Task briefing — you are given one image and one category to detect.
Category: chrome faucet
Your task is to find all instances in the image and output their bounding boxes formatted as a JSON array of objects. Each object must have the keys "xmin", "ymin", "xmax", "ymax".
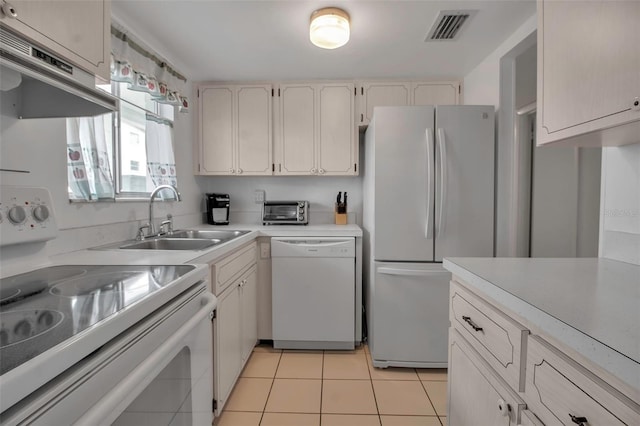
[{"xmin": 148, "ymin": 185, "xmax": 181, "ymax": 236}]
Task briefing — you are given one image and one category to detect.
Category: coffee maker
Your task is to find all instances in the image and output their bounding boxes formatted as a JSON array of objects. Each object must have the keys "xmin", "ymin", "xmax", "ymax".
[{"xmin": 206, "ymin": 193, "xmax": 230, "ymax": 225}]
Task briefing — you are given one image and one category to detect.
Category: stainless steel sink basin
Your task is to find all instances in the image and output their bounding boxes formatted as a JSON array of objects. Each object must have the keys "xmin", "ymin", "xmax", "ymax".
[
  {"xmin": 119, "ymin": 238, "xmax": 221, "ymax": 251},
  {"xmin": 166, "ymin": 230, "xmax": 250, "ymax": 241}
]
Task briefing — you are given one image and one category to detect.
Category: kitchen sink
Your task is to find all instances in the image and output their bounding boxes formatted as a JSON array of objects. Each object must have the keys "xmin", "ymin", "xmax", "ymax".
[
  {"xmin": 91, "ymin": 229, "xmax": 250, "ymax": 251},
  {"xmin": 119, "ymin": 238, "xmax": 221, "ymax": 251},
  {"xmin": 166, "ymin": 230, "xmax": 250, "ymax": 241}
]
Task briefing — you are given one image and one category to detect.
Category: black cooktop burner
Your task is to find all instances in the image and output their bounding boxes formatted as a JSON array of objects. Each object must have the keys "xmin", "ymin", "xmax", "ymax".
[{"xmin": 0, "ymin": 264, "xmax": 195, "ymax": 376}]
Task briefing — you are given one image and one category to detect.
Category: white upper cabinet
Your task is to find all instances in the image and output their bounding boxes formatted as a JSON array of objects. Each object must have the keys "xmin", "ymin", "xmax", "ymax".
[
  {"xmin": 198, "ymin": 84, "xmax": 273, "ymax": 175},
  {"xmin": 276, "ymin": 82, "xmax": 357, "ymax": 176},
  {"xmin": 318, "ymin": 83, "xmax": 357, "ymax": 175},
  {"xmin": 359, "ymin": 82, "xmax": 411, "ymax": 125},
  {"xmin": 537, "ymin": 0, "xmax": 640, "ymax": 146},
  {"xmin": 0, "ymin": 0, "xmax": 111, "ymax": 80},
  {"xmin": 277, "ymin": 83, "xmax": 316, "ymax": 175},
  {"xmin": 358, "ymin": 81, "xmax": 461, "ymax": 125},
  {"xmin": 412, "ymin": 82, "xmax": 460, "ymax": 106}
]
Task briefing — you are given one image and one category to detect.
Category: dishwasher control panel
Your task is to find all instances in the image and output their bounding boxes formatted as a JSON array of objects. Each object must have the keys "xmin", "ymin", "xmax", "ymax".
[{"xmin": 270, "ymin": 237, "xmax": 355, "ymax": 258}]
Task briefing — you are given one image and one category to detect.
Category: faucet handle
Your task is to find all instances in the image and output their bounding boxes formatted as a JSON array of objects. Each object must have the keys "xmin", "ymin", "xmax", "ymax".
[
  {"xmin": 136, "ymin": 224, "xmax": 151, "ymax": 241},
  {"xmin": 160, "ymin": 214, "xmax": 174, "ymax": 234}
]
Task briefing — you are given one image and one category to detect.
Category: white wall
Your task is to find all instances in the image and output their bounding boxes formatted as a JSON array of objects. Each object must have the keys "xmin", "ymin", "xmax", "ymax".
[
  {"xmin": 464, "ymin": 15, "xmax": 537, "ymax": 107},
  {"xmin": 463, "ymin": 14, "xmax": 537, "ymax": 256},
  {"xmin": 201, "ymin": 175, "xmax": 363, "ymax": 225},
  {"xmin": 0, "ymin": 82, "xmax": 204, "ymax": 257},
  {"xmin": 599, "ymin": 143, "xmax": 640, "ymax": 265}
]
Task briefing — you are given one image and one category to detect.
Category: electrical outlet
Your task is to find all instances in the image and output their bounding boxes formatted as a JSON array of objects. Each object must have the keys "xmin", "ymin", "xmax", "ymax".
[
  {"xmin": 260, "ymin": 243, "xmax": 270, "ymax": 259},
  {"xmin": 254, "ymin": 190, "xmax": 265, "ymax": 204}
]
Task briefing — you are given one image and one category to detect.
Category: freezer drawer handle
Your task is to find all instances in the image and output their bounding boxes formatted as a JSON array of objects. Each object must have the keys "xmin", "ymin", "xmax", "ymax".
[
  {"xmin": 462, "ymin": 315, "xmax": 483, "ymax": 332},
  {"xmin": 569, "ymin": 414, "xmax": 588, "ymax": 426},
  {"xmin": 377, "ymin": 267, "xmax": 449, "ymax": 277}
]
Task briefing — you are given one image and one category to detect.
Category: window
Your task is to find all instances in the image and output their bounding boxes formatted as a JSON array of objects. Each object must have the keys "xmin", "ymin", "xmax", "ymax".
[{"xmin": 67, "ymin": 83, "xmax": 177, "ymax": 201}]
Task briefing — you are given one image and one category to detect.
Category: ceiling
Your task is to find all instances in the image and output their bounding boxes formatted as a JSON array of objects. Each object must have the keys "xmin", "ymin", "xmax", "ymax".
[{"xmin": 112, "ymin": 0, "xmax": 536, "ymax": 83}]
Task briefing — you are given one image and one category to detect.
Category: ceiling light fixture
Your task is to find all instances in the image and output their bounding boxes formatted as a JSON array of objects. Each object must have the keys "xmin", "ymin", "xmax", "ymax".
[{"xmin": 309, "ymin": 7, "xmax": 350, "ymax": 49}]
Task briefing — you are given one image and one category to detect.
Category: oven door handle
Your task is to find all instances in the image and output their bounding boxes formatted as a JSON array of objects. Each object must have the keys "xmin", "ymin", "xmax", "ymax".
[{"xmin": 74, "ymin": 292, "xmax": 217, "ymax": 426}]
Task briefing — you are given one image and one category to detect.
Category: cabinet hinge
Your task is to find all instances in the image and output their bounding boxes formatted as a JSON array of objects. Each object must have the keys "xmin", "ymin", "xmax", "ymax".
[
  {"xmin": 354, "ymin": 87, "xmax": 356, "ymax": 96},
  {"xmin": 458, "ymin": 85, "xmax": 461, "ymax": 94},
  {"xmin": 354, "ymin": 163, "xmax": 357, "ymax": 172},
  {"xmin": 361, "ymin": 87, "xmax": 364, "ymax": 96},
  {"xmin": 211, "ymin": 310, "xmax": 216, "ymax": 321},
  {"xmin": 360, "ymin": 113, "xmax": 364, "ymax": 123},
  {"xmin": 272, "ymin": 88, "xmax": 274, "ymax": 96},
  {"xmin": 272, "ymin": 163, "xmax": 275, "ymax": 172},
  {"xmin": 278, "ymin": 88, "xmax": 281, "ymax": 97},
  {"xmin": 212, "ymin": 399, "xmax": 217, "ymax": 412}
]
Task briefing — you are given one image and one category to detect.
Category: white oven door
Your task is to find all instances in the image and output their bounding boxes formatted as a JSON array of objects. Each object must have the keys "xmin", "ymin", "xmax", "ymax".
[{"xmin": 2, "ymin": 285, "xmax": 215, "ymax": 426}]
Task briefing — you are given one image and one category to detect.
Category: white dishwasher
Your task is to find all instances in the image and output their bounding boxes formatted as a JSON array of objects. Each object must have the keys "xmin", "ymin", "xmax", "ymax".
[{"xmin": 271, "ymin": 237, "xmax": 355, "ymax": 350}]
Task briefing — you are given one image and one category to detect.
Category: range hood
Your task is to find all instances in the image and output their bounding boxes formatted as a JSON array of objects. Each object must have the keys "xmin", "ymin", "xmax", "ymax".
[{"xmin": 0, "ymin": 28, "xmax": 118, "ymax": 118}]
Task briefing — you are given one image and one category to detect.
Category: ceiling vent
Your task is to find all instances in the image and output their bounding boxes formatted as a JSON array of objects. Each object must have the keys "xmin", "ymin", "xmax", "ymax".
[{"xmin": 425, "ymin": 10, "xmax": 476, "ymax": 42}]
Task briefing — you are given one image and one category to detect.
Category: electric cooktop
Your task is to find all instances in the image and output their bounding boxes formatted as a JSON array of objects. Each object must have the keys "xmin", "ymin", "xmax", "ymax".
[{"xmin": 0, "ymin": 264, "xmax": 195, "ymax": 375}]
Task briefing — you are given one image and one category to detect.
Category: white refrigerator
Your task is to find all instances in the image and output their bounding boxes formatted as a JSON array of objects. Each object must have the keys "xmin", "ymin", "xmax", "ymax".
[{"xmin": 363, "ymin": 105, "xmax": 495, "ymax": 368}]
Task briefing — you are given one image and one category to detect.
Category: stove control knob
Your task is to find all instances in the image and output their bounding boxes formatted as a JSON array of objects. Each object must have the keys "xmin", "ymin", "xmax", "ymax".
[
  {"xmin": 8, "ymin": 206, "xmax": 26, "ymax": 224},
  {"xmin": 32, "ymin": 205, "xmax": 50, "ymax": 222}
]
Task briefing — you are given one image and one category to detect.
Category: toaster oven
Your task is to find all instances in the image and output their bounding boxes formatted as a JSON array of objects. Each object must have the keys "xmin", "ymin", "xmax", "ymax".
[{"xmin": 262, "ymin": 201, "xmax": 309, "ymax": 225}]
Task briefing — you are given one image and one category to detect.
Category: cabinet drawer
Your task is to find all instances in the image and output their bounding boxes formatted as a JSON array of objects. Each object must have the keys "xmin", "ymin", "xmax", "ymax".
[
  {"xmin": 450, "ymin": 280, "xmax": 528, "ymax": 391},
  {"xmin": 214, "ymin": 242, "xmax": 257, "ymax": 295},
  {"xmin": 524, "ymin": 336, "xmax": 640, "ymax": 426}
]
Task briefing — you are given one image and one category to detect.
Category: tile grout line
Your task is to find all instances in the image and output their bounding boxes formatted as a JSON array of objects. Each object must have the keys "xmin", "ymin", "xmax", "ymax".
[
  {"xmin": 319, "ymin": 350, "xmax": 325, "ymax": 425},
  {"xmin": 418, "ymin": 376, "xmax": 444, "ymax": 426},
  {"xmin": 364, "ymin": 350, "xmax": 383, "ymax": 426},
  {"xmin": 258, "ymin": 349, "xmax": 283, "ymax": 425}
]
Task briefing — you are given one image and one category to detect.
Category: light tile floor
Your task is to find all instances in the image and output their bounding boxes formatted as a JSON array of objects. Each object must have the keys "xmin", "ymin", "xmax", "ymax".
[{"xmin": 216, "ymin": 344, "xmax": 448, "ymax": 426}]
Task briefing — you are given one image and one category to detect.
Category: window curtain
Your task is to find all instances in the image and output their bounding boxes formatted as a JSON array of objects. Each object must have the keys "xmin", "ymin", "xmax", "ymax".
[
  {"xmin": 145, "ymin": 116, "xmax": 177, "ymax": 191},
  {"xmin": 110, "ymin": 21, "xmax": 189, "ymax": 112},
  {"xmin": 67, "ymin": 116, "xmax": 115, "ymax": 200}
]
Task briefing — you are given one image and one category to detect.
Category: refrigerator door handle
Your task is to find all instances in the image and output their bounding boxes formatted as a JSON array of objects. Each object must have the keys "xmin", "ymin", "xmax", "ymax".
[
  {"xmin": 425, "ymin": 128, "xmax": 434, "ymax": 239},
  {"xmin": 377, "ymin": 267, "xmax": 449, "ymax": 277},
  {"xmin": 436, "ymin": 128, "xmax": 448, "ymax": 238}
]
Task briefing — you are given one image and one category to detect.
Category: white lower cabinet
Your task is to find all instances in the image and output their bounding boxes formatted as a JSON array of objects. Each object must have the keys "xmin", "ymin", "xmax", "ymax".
[
  {"xmin": 448, "ymin": 277, "xmax": 640, "ymax": 426},
  {"xmin": 449, "ymin": 329, "xmax": 525, "ymax": 426},
  {"xmin": 211, "ymin": 242, "xmax": 258, "ymax": 415},
  {"xmin": 214, "ymin": 278, "xmax": 242, "ymax": 413},
  {"xmin": 240, "ymin": 266, "xmax": 258, "ymax": 362}
]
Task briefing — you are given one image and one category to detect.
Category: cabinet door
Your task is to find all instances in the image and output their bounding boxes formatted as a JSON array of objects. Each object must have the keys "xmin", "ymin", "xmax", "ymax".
[
  {"xmin": 214, "ymin": 283, "xmax": 242, "ymax": 412},
  {"xmin": 236, "ymin": 85, "xmax": 273, "ymax": 175},
  {"xmin": 1, "ymin": 0, "xmax": 110, "ymax": 80},
  {"xmin": 449, "ymin": 330, "xmax": 524, "ymax": 426},
  {"xmin": 538, "ymin": 1, "xmax": 640, "ymax": 145},
  {"xmin": 240, "ymin": 266, "xmax": 258, "ymax": 362},
  {"xmin": 413, "ymin": 82, "xmax": 460, "ymax": 106},
  {"xmin": 199, "ymin": 86, "xmax": 234, "ymax": 175},
  {"xmin": 277, "ymin": 84, "xmax": 316, "ymax": 175},
  {"xmin": 318, "ymin": 83, "xmax": 357, "ymax": 175},
  {"xmin": 359, "ymin": 82, "xmax": 411, "ymax": 125}
]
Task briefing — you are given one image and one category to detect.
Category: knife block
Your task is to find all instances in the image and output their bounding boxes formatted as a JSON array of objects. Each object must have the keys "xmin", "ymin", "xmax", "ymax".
[{"xmin": 334, "ymin": 203, "xmax": 347, "ymax": 225}]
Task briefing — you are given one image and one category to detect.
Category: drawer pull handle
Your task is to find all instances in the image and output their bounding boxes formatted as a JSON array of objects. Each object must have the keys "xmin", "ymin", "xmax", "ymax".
[
  {"xmin": 569, "ymin": 414, "xmax": 588, "ymax": 425},
  {"xmin": 462, "ymin": 315, "xmax": 483, "ymax": 332}
]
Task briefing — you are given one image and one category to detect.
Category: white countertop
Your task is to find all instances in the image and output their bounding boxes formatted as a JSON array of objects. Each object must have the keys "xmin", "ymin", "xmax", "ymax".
[
  {"xmin": 443, "ymin": 257, "xmax": 640, "ymax": 393},
  {"xmin": 49, "ymin": 224, "xmax": 362, "ymax": 267}
]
